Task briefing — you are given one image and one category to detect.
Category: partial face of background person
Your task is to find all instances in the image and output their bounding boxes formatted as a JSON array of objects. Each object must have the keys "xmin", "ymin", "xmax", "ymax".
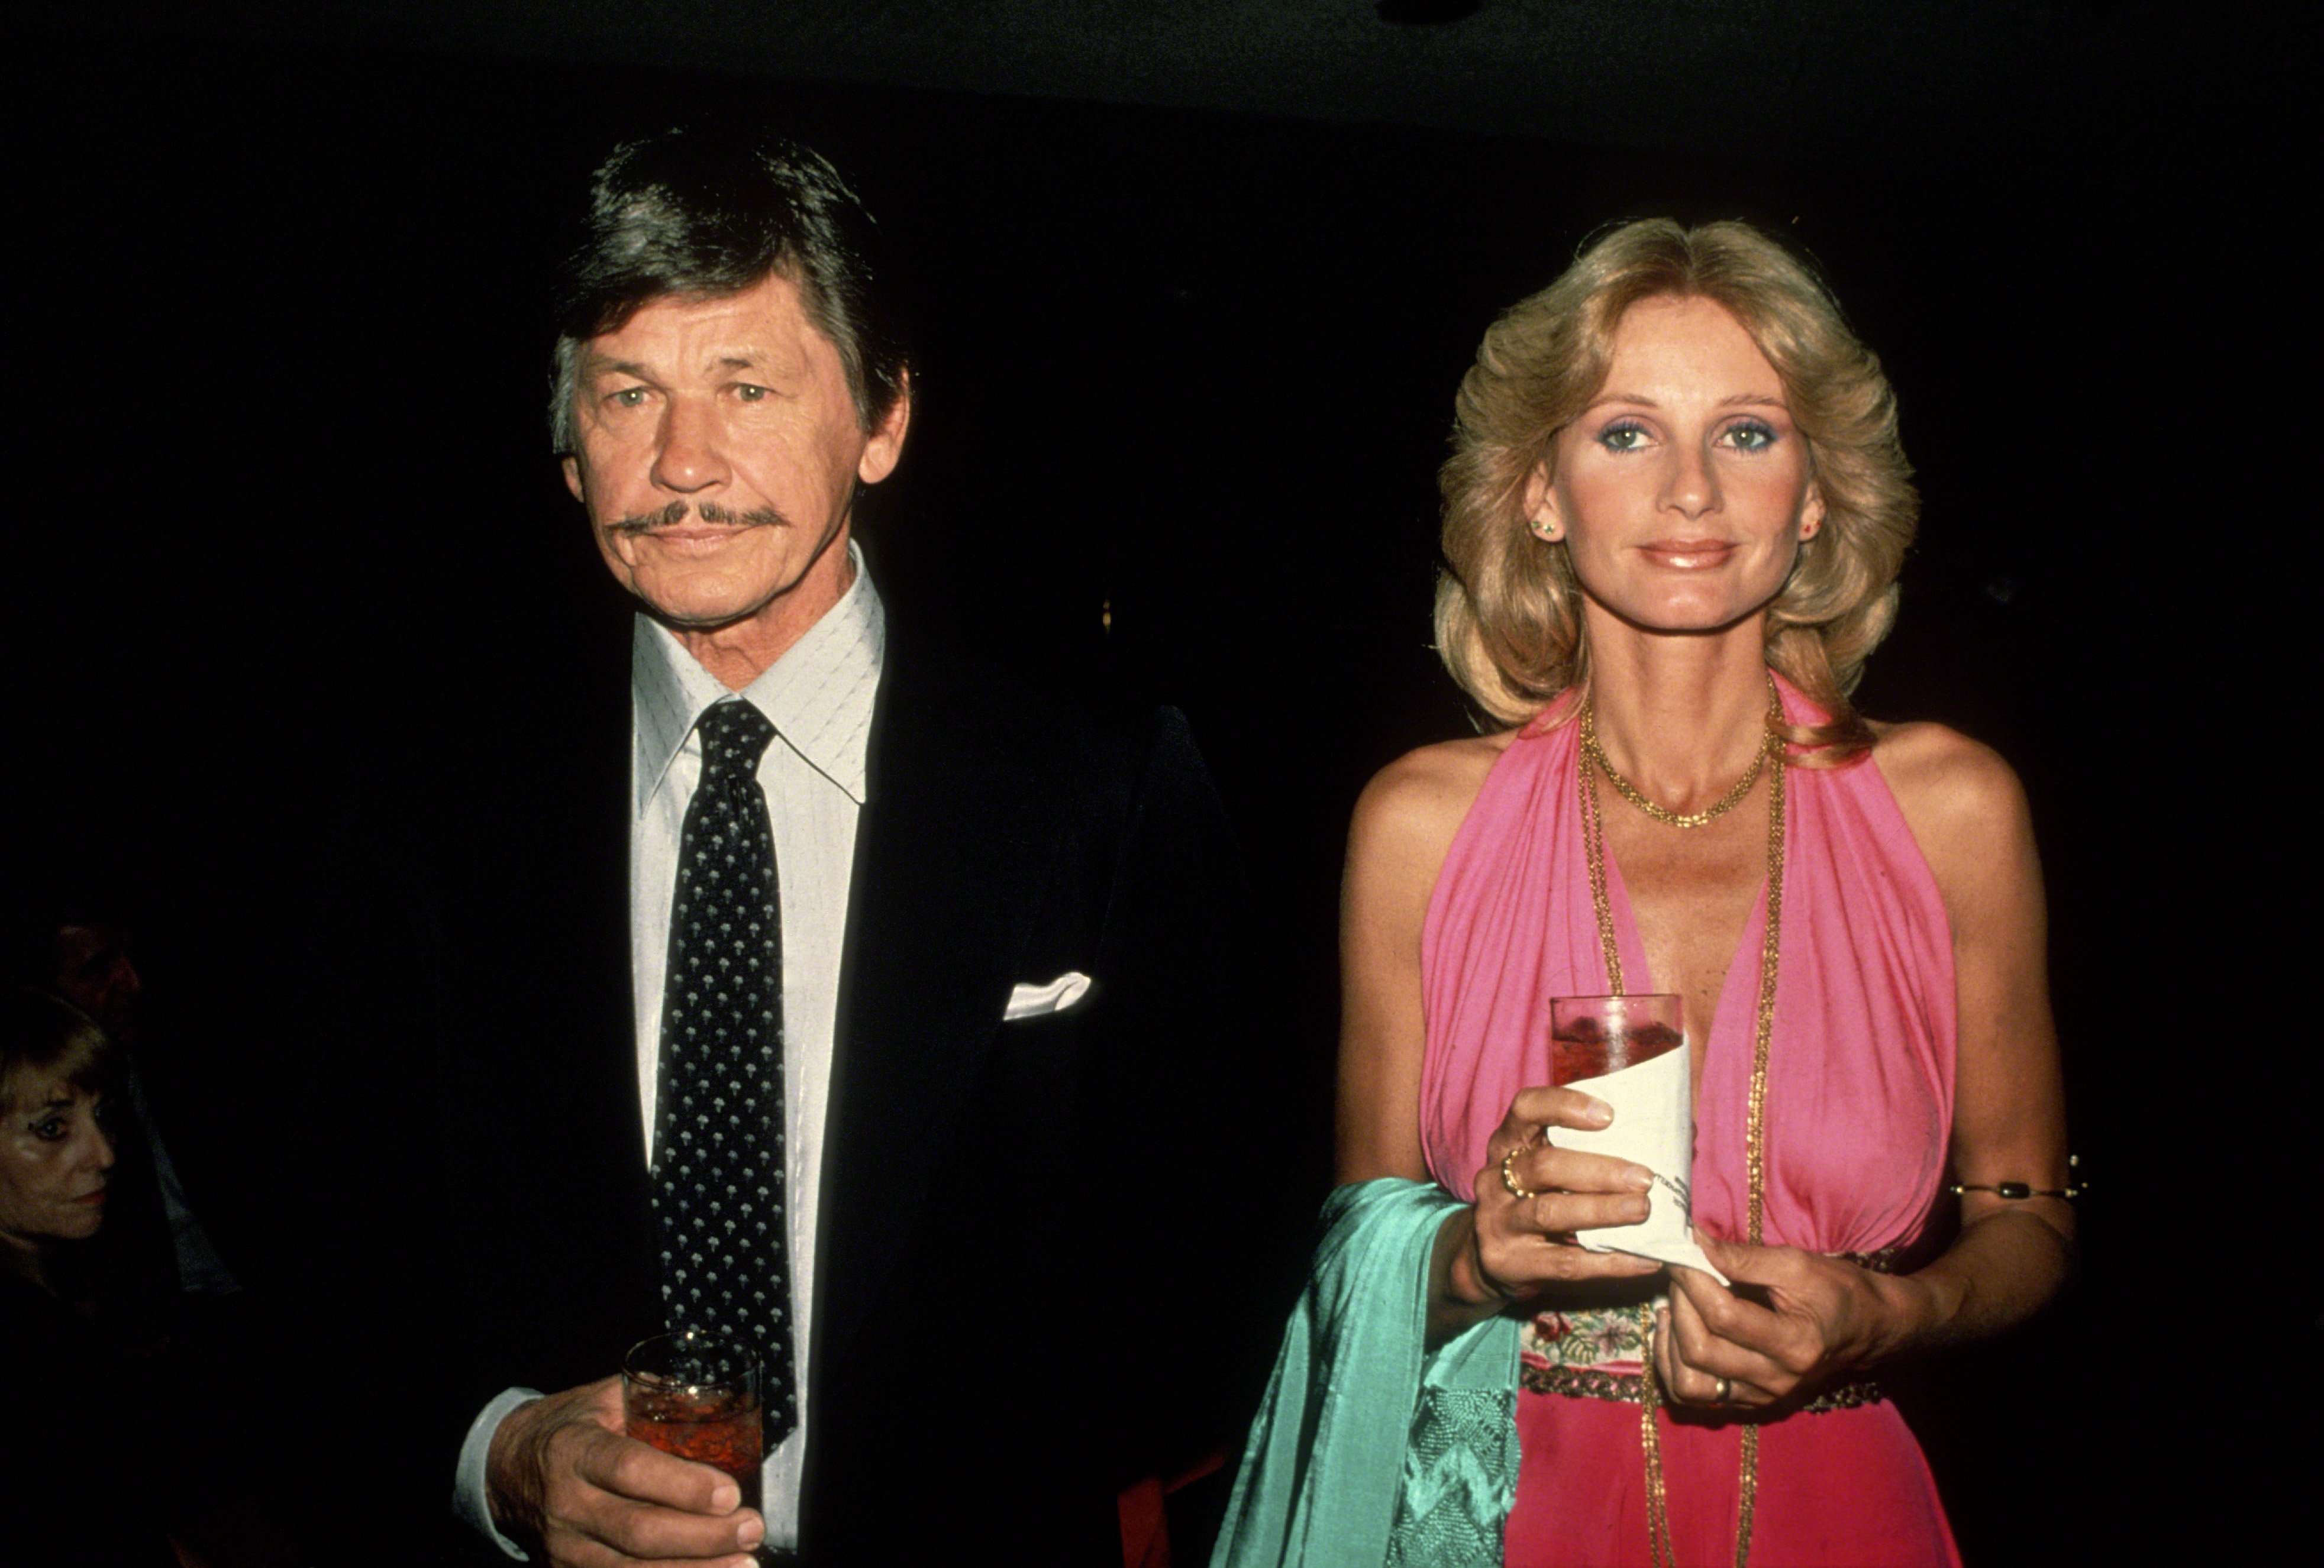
[
  {"xmin": 52, "ymin": 923, "xmax": 143, "ymax": 1047},
  {"xmin": 0, "ymin": 1066, "xmax": 116, "ymax": 1254},
  {"xmin": 563, "ymin": 269, "xmax": 911, "ymax": 647}
]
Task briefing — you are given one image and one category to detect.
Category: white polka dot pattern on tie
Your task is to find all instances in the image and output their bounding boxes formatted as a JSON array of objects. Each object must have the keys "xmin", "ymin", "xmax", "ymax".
[{"xmin": 649, "ymin": 699, "xmax": 798, "ymax": 1441}]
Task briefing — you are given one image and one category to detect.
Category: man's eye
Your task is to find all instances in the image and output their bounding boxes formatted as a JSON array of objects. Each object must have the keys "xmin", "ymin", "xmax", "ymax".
[
  {"xmin": 735, "ymin": 384, "xmax": 768, "ymax": 402},
  {"xmin": 608, "ymin": 387, "xmax": 649, "ymax": 408},
  {"xmin": 32, "ymin": 1118, "xmax": 67, "ymax": 1142}
]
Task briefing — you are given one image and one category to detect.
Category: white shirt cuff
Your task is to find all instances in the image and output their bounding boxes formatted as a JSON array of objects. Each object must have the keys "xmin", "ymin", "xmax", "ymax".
[{"xmin": 453, "ymin": 1387, "xmax": 546, "ymax": 1559}]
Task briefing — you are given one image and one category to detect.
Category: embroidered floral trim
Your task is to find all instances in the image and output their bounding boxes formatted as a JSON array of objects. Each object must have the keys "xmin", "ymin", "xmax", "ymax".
[
  {"xmin": 1520, "ymin": 1362, "xmax": 1884, "ymax": 1414},
  {"xmin": 1516, "ymin": 1257, "xmax": 1901, "ymax": 1379},
  {"xmin": 1521, "ymin": 1306, "xmax": 1645, "ymax": 1371}
]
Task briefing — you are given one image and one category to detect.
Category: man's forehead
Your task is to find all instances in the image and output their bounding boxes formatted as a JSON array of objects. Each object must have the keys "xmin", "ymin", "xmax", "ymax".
[{"xmin": 588, "ymin": 270, "xmax": 818, "ymax": 345}]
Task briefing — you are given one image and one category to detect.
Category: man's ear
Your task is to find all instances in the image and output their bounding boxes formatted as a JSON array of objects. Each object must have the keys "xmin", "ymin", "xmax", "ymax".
[
  {"xmin": 561, "ymin": 454, "xmax": 586, "ymax": 504},
  {"xmin": 857, "ymin": 369, "xmax": 913, "ymax": 486}
]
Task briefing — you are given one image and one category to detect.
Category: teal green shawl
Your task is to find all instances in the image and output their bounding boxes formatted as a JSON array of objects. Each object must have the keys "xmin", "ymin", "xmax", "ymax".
[{"xmin": 1211, "ymin": 1179, "xmax": 1521, "ymax": 1567}]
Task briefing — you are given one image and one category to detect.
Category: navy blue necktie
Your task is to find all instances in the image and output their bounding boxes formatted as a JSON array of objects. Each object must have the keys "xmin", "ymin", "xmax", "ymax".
[{"xmin": 650, "ymin": 699, "xmax": 797, "ymax": 1441}]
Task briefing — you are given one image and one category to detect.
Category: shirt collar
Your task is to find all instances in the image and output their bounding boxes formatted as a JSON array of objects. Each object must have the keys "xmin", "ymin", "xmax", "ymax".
[{"xmin": 631, "ymin": 539, "xmax": 886, "ymax": 813}]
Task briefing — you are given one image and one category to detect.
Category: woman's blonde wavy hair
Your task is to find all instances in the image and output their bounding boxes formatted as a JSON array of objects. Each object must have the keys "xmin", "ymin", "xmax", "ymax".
[{"xmin": 1434, "ymin": 219, "xmax": 1916, "ymax": 759}]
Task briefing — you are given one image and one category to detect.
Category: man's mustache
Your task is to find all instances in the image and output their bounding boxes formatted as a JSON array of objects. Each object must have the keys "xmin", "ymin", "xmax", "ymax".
[{"xmin": 608, "ymin": 500, "xmax": 789, "ymax": 535}]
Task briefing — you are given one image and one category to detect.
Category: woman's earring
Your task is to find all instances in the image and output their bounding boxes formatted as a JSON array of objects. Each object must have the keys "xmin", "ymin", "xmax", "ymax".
[{"xmin": 1530, "ymin": 518, "xmax": 1562, "ymax": 543}]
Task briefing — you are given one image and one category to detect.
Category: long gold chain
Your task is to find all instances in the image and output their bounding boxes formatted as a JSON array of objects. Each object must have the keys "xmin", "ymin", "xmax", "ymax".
[
  {"xmin": 1581, "ymin": 699, "xmax": 1777, "ymax": 828},
  {"xmin": 1576, "ymin": 685, "xmax": 1785, "ymax": 1568},
  {"xmin": 1579, "ymin": 729, "xmax": 1626, "ymax": 995},
  {"xmin": 1734, "ymin": 739, "xmax": 1784, "ymax": 1568}
]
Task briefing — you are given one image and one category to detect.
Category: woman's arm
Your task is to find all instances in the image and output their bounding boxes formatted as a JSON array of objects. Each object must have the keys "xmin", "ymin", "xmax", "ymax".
[
  {"xmin": 1655, "ymin": 726, "xmax": 2073, "ymax": 1405},
  {"xmin": 1337, "ymin": 740, "xmax": 1661, "ymax": 1344},
  {"xmin": 1882, "ymin": 723, "xmax": 2076, "ymax": 1336},
  {"xmin": 1335, "ymin": 745, "xmax": 1480, "ymax": 1186}
]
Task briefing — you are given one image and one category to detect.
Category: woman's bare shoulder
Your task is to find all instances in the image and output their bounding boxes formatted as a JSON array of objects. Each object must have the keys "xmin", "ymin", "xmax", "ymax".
[
  {"xmin": 1867, "ymin": 719, "xmax": 2036, "ymax": 891},
  {"xmin": 1351, "ymin": 731, "xmax": 1513, "ymax": 856},
  {"xmin": 1869, "ymin": 719, "xmax": 2026, "ymax": 816}
]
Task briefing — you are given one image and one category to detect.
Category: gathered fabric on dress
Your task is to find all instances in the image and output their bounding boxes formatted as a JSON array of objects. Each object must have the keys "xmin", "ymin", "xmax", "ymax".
[{"xmin": 1421, "ymin": 678, "xmax": 1963, "ymax": 1566}]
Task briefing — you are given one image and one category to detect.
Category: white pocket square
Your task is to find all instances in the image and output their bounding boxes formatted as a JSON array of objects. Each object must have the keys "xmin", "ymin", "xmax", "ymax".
[{"xmin": 1004, "ymin": 972, "xmax": 1092, "ymax": 1021}]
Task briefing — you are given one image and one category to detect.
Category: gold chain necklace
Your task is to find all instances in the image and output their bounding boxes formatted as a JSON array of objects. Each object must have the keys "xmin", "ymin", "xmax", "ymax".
[
  {"xmin": 1581, "ymin": 699, "xmax": 1777, "ymax": 828},
  {"xmin": 1575, "ymin": 690, "xmax": 1786, "ymax": 1568}
]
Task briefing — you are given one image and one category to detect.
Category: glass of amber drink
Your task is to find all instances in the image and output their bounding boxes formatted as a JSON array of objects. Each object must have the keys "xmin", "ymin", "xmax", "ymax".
[
  {"xmin": 1548, "ymin": 994, "xmax": 1684, "ymax": 1086},
  {"xmin": 622, "ymin": 1330, "xmax": 764, "ymax": 1511}
]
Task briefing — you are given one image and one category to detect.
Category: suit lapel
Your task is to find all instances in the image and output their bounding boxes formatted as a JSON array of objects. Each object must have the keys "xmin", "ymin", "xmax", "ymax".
[{"xmin": 811, "ymin": 626, "xmax": 1064, "ymax": 1383}]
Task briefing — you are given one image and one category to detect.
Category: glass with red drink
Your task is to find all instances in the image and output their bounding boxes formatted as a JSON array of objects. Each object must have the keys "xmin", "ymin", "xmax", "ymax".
[
  {"xmin": 1548, "ymin": 993, "xmax": 1684, "ymax": 1087},
  {"xmin": 622, "ymin": 1330, "xmax": 764, "ymax": 1512}
]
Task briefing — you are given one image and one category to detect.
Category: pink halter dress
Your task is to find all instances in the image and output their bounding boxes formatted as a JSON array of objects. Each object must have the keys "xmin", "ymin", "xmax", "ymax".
[{"xmin": 1421, "ymin": 679, "xmax": 1963, "ymax": 1567}]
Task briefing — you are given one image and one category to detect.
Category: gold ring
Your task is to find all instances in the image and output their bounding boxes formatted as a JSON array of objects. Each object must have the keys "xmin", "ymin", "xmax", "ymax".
[{"xmin": 1500, "ymin": 1143, "xmax": 1538, "ymax": 1200}]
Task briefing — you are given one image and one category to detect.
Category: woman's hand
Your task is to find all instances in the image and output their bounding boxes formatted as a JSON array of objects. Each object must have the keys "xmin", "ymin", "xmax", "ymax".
[
  {"xmin": 1473, "ymin": 1086, "xmax": 1668, "ymax": 1294},
  {"xmin": 1429, "ymin": 1085, "xmax": 1663, "ymax": 1341},
  {"xmin": 1650, "ymin": 1240, "xmax": 1928, "ymax": 1411}
]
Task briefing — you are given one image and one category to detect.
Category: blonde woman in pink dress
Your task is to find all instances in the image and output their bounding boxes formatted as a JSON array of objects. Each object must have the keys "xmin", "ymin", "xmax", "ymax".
[{"xmin": 1335, "ymin": 220, "xmax": 2074, "ymax": 1566}]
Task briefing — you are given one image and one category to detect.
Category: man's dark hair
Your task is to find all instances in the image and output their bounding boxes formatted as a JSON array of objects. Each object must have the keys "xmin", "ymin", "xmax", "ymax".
[{"xmin": 550, "ymin": 126, "xmax": 909, "ymax": 452}]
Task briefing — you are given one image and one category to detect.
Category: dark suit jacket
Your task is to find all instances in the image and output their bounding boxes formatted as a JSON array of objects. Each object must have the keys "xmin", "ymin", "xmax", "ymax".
[{"xmin": 279, "ymin": 603, "xmax": 1276, "ymax": 1564}]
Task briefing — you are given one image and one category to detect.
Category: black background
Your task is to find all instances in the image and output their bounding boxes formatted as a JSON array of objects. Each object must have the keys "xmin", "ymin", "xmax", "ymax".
[{"xmin": 9, "ymin": 11, "xmax": 2290, "ymax": 1564}]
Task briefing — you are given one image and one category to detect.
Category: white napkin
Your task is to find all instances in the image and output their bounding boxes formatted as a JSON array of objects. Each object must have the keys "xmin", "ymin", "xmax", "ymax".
[
  {"xmin": 1549, "ymin": 1038, "xmax": 1729, "ymax": 1285},
  {"xmin": 1003, "ymin": 971, "xmax": 1092, "ymax": 1020}
]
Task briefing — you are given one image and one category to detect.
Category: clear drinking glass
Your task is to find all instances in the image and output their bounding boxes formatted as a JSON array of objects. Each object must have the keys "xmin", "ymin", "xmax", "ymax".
[
  {"xmin": 622, "ymin": 1328, "xmax": 764, "ymax": 1510},
  {"xmin": 1548, "ymin": 993, "xmax": 1685, "ymax": 1086}
]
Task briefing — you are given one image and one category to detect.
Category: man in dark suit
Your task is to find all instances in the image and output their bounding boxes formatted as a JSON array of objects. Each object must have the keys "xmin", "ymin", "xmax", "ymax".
[{"xmin": 380, "ymin": 128, "xmax": 1270, "ymax": 1567}]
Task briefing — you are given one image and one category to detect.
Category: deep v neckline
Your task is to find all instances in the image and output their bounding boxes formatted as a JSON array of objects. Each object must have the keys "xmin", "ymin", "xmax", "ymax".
[{"xmin": 1594, "ymin": 823, "xmax": 1775, "ymax": 1111}]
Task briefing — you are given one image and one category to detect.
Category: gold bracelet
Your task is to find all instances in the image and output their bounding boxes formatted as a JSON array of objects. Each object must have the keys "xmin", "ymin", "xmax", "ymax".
[{"xmin": 1950, "ymin": 1156, "xmax": 2083, "ymax": 1200}]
